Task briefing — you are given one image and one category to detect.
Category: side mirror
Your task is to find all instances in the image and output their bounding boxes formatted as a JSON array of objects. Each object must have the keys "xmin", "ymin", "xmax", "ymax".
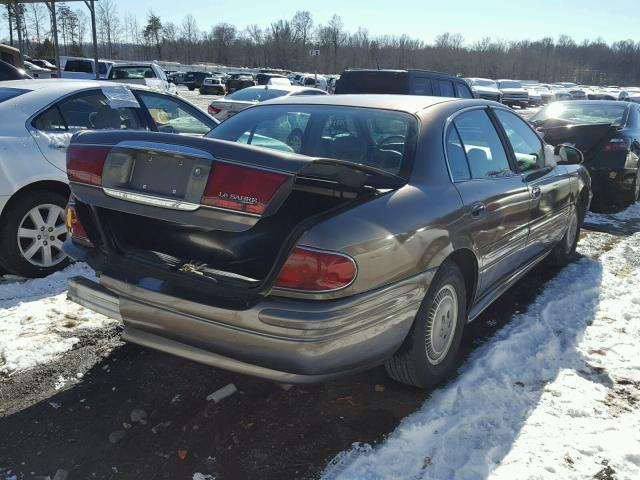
[{"xmin": 554, "ymin": 144, "xmax": 584, "ymax": 165}]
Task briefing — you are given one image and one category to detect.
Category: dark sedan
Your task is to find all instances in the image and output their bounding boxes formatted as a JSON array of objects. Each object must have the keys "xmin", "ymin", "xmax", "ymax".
[
  {"xmin": 0, "ymin": 60, "xmax": 31, "ymax": 81},
  {"xmin": 64, "ymin": 96, "xmax": 589, "ymax": 388},
  {"xmin": 531, "ymin": 101, "xmax": 640, "ymax": 207}
]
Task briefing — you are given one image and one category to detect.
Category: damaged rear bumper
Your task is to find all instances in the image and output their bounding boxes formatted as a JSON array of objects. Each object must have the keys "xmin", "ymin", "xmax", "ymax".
[{"xmin": 67, "ymin": 268, "xmax": 432, "ymax": 384}]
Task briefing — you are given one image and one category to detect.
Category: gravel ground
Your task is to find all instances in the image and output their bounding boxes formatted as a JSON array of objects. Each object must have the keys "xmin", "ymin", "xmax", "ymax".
[{"xmin": 0, "ymin": 217, "xmax": 630, "ymax": 480}]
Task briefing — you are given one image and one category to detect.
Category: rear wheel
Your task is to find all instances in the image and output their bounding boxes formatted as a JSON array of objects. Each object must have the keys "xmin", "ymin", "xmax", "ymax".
[
  {"xmin": 549, "ymin": 203, "xmax": 581, "ymax": 266},
  {"xmin": 385, "ymin": 261, "xmax": 467, "ymax": 388},
  {"xmin": 621, "ymin": 169, "xmax": 640, "ymax": 205},
  {"xmin": 0, "ymin": 190, "xmax": 70, "ymax": 278}
]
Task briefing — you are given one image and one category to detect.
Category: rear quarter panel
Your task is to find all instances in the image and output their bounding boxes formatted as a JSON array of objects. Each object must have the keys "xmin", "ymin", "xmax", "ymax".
[{"xmin": 294, "ymin": 101, "xmax": 479, "ymax": 300}]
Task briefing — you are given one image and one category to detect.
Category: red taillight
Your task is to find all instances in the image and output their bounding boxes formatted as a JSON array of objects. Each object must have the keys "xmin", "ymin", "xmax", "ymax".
[
  {"xmin": 50, "ymin": 73, "xmax": 59, "ymax": 79},
  {"xmin": 274, "ymin": 247, "xmax": 357, "ymax": 291},
  {"xmin": 66, "ymin": 146, "xmax": 111, "ymax": 185},
  {"xmin": 201, "ymin": 162, "xmax": 289, "ymax": 215},
  {"xmin": 602, "ymin": 139, "xmax": 629, "ymax": 152},
  {"xmin": 65, "ymin": 202, "xmax": 91, "ymax": 244},
  {"xmin": 208, "ymin": 105, "xmax": 221, "ymax": 114}
]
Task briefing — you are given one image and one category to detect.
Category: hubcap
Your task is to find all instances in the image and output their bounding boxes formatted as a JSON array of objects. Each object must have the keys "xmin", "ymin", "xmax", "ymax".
[
  {"xmin": 565, "ymin": 210, "xmax": 579, "ymax": 254},
  {"xmin": 425, "ymin": 284, "xmax": 458, "ymax": 365},
  {"xmin": 17, "ymin": 204, "xmax": 68, "ymax": 268}
]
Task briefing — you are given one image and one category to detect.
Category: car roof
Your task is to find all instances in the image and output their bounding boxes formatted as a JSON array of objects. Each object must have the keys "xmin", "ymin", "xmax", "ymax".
[
  {"xmin": 239, "ymin": 85, "xmax": 321, "ymax": 93},
  {"xmin": 260, "ymin": 94, "xmax": 463, "ymax": 113},
  {"xmin": 0, "ymin": 79, "xmax": 149, "ymax": 94}
]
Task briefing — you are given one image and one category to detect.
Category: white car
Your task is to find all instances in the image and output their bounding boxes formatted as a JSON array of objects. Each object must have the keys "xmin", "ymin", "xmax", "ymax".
[
  {"xmin": 23, "ymin": 61, "xmax": 58, "ymax": 79},
  {"xmin": 207, "ymin": 85, "xmax": 328, "ymax": 121},
  {"xmin": 107, "ymin": 63, "xmax": 177, "ymax": 95},
  {"xmin": 0, "ymin": 79, "xmax": 218, "ymax": 277}
]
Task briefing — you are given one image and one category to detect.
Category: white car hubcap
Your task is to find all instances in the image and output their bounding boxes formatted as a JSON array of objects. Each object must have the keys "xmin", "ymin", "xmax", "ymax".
[
  {"xmin": 425, "ymin": 284, "xmax": 459, "ymax": 365},
  {"xmin": 18, "ymin": 204, "xmax": 69, "ymax": 268}
]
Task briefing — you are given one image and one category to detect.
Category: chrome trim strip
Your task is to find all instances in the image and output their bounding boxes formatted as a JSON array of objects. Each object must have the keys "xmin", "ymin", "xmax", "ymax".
[
  {"xmin": 115, "ymin": 140, "xmax": 214, "ymax": 160},
  {"xmin": 102, "ymin": 188, "xmax": 201, "ymax": 211}
]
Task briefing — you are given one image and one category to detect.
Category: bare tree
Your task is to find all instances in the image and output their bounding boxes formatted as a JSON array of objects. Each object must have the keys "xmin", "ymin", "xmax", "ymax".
[
  {"xmin": 97, "ymin": 0, "xmax": 121, "ymax": 58},
  {"xmin": 180, "ymin": 14, "xmax": 199, "ymax": 64},
  {"xmin": 210, "ymin": 23, "xmax": 236, "ymax": 65},
  {"xmin": 27, "ymin": 3, "xmax": 47, "ymax": 45}
]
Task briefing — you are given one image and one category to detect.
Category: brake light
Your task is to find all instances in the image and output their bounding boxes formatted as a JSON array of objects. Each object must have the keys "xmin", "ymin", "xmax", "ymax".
[
  {"xmin": 602, "ymin": 139, "xmax": 629, "ymax": 152},
  {"xmin": 201, "ymin": 163, "xmax": 289, "ymax": 215},
  {"xmin": 66, "ymin": 146, "xmax": 111, "ymax": 185},
  {"xmin": 65, "ymin": 202, "xmax": 91, "ymax": 245},
  {"xmin": 208, "ymin": 105, "xmax": 221, "ymax": 115},
  {"xmin": 274, "ymin": 247, "xmax": 357, "ymax": 291}
]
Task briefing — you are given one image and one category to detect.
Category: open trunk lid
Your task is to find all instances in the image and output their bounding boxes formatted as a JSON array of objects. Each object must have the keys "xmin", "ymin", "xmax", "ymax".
[
  {"xmin": 534, "ymin": 122, "xmax": 617, "ymax": 155},
  {"xmin": 67, "ymin": 130, "xmax": 403, "ymax": 287}
]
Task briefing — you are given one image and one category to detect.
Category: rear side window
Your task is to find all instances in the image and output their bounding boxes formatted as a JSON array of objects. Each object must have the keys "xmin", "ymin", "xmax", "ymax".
[
  {"xmin": 32, "ymin": 106, "xmax": 66, "ymax": 131},
  {"xmin": 455, "ymin": 82, "xmax": 473, "ymax": 98},
  {"xmin": 412, "ymin": 78, "xmax": 433, "ymax": 95},
  {"xmin": 438, "ymin": 80, "xmax": 455, "ymax": 97},
  {"xmin": 445, "ymin": 127, "xmax": 471, "ymax": 181},
  {"xmin": 109, "ymin": 66, "xmax": 155, "ymax": 80},
  {"xmin": 453, "ymin": 110, "xmax": 512, "ymax": 179}
]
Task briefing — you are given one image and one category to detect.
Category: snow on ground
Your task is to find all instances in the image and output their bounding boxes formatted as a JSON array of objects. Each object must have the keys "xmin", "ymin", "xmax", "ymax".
[
  {"xmin": 0, "ymin": 263, "xmax": 116, "ymax": 376},
  {"xmin": 323, "ymin": 230, "xmax": 640, "ymax": 479},
  {"xmin": 585, "ymin": 201, "xmax": 640, "ymax": 231}
]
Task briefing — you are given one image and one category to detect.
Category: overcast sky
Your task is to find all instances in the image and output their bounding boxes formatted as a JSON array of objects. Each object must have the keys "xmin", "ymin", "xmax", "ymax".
[{"xmin": 1, "ymin": 0, "xmax": 638, "ymax": 45}]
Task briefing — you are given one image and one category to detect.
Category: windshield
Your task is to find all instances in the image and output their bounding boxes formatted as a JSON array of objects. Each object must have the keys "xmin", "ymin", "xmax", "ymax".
[
  {"xmin": 530, "ymin": 103, "xmax": 628, "ymax": 126},
  {"xmin": 498, "ymin": 81, "xmax": 522, "ymax": 89},
  {"xmin": 0, "ymin": 87, "xmax": 28, "ymax": 103},
  {"xmin": 207, "ymin": 104, "xmax": 418, "ymax": 177},
  {"xmin": 472, "ymin": 79, "xmax": 498, "ymax": 88},
  {"xmin": 226, "ymin": 87, "xmax": 289, "ymax": 102}
]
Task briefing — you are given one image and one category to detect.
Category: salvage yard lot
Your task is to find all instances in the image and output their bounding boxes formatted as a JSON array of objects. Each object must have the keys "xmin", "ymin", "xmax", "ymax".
[{"xmin": 1, "ymin": 204, "xmax": 639, "ymax": 480}]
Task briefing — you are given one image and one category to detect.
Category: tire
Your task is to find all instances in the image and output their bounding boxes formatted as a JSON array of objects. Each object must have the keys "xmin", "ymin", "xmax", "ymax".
[
  {"xmin": 621, "ymin": 170, "xmax": 640, "ymax": 206},
  {"xmin": 549, "ymin": 202, "xmax": 582, "ymax": 266},
  {"xmin": 385, "ymin": 261, "xmax": 467, "ymax": 388},
  {"xmin": 188, "ymin": 86, "xmax": 195, "ymax": 91},
  {"xmin": 0, "ymin": 190, "xmax": 70, "ymax": 278}
]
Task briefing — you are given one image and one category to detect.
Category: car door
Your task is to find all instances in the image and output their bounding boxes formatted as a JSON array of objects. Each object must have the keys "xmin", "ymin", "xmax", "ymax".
[
  {"xmin": 135, "ymin": 91, "xmax": 218, "ymax": 136},
  {"xmin": 29, "ymin": 89, "xmax": 147, "ymax": 172},
  {"xmin": 492, "ymin": 108, "xmax": 572, "ymax": 256},
  {"xmin": 446, "ymin": 108, "xmax": 531, "ymax": 298}
]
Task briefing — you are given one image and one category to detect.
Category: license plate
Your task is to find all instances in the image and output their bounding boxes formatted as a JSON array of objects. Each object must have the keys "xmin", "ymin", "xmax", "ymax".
[{"xmin": 128, "ymin": 154, "xmax": 197, "ymax": 198}]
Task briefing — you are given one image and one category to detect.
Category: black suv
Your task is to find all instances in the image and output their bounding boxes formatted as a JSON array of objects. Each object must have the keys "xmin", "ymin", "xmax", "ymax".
[
  {"xmin": 335, "ymin": 69, "xmax": 474, "ymax": 98},
  {"xmin": 184, "ymin": 71, "xmax": 215, "ymax": 91}
]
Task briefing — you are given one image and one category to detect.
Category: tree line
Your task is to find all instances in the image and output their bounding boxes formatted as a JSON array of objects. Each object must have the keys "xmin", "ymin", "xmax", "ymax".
[{"xmin": 3, "ymin": 2, "xmax": 640, "ymax": 85}]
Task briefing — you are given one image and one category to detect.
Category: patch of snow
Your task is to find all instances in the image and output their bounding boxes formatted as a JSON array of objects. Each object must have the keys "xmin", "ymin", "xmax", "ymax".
[
  {"xmin": 585, "ymin": 201, "xmax": 640, "ymax": 229},
  {"xmin": 0, "ymin": 263, "xmax": 117, "ymax": 376},
  {"xmin": 322, "ymin": 231, "xmax": 640, "ymax": 480}
]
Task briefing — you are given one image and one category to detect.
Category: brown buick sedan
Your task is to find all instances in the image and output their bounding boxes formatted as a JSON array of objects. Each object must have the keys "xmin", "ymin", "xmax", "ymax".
[{"xmin": 64, "ymin": 95, "xmax": 590, "ymax": 388}]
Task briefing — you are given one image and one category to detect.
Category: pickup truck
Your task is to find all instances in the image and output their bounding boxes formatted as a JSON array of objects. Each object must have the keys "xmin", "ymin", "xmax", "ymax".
[
  {"xmin": 62, "ymin": 57, "xmax": 114, "ymax": 79},
  {"xmin": 107, "ymin": 63, "xmax": 177, "ymax": 95}
]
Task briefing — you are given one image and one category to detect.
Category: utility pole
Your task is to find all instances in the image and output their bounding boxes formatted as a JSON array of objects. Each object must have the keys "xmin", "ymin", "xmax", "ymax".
[
  {"xmin": 85, "ymin": 1, "xmax": 99, "ymax": 79},
  {"xmin": 309, "ymin": 48, "xmax": 320, "ymax": 88}
]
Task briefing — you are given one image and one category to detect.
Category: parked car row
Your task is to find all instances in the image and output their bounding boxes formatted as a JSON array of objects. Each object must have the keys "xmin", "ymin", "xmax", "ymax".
[{"xmin": 0, "ymin": 59, "xmax": 635, "ymax": 390}]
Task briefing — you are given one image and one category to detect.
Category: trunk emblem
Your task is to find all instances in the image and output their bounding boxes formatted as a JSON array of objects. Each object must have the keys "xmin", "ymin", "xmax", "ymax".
[{"xmin": 194, "ymin": 167, "xmax": 203, "ymax": 177}]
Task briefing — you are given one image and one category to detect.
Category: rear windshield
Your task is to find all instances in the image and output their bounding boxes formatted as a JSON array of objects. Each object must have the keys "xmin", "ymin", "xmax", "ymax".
[
  {"xmin": 0, "ymin": 87, "xmax": 28, "ymax": 103},
  {"xmin": 109, "ymin": 66, "xmax": 154, "ymax": 80},
  {"xmin": 498, "ymin": 81, "xmax": 522, "ymax": 89},
  {"xmin": 65, "ymin": 60, "xmax": 92, "ymax": 73},
  {"xmin": 336, "ymin": 72, "xmax": 408, "ymax": 94},
  {"xmin": 226, "ymin": 88, "xmax": 288, "ymax": 102},
  {"xmin": 530, "ymin": 103, "xmax": 628, "ymax": 126},
  {"xmin": 207, "ymin": 104, "xmax": 418, "ymax": 177},
  {"xmin": 471, "ymin": 79, "xmax": 498, "ymax": 88}
]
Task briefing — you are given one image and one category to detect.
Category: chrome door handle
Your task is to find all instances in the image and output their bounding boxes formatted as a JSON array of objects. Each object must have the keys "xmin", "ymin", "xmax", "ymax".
[
  {"xmin": 49, "ymin": 144, "xmax": 68, "ymax": 151},
  {"xmin": 531, "ymin": 186, "xmax": 541, "ymax": 199},
  {"xmin": 470, "ymin": 202, "xmax": 486, "ymax": 218}
]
